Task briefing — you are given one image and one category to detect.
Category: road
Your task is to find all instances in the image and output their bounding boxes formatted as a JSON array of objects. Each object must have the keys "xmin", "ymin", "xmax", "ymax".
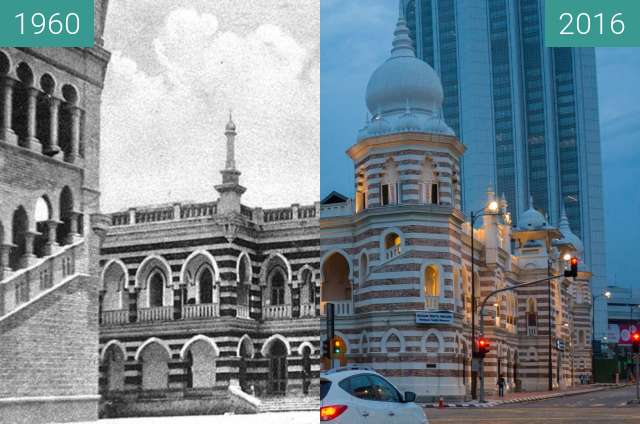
[{"xmin": 426, "ymin": 386, "xmax": 640, "ymax": 423}]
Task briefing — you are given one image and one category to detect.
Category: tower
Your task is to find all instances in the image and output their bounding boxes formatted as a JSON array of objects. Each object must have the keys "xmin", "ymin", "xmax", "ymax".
[
  {"xmin": 215, "ymin": 113, "xmax": 246, "ymax": 215},
  {"xmin": 403, "ymin": 0, "xmax": 607, "ymax": 338}
]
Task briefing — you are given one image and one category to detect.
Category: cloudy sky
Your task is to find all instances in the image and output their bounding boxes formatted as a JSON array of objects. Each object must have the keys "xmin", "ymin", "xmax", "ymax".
[
  {"xmin": 100, "ymin": 0, "xmax": 319, "ymax": 212},
  {"xmin": 320, "ymin": 1, "xmax": 639, "ymax": 289}
]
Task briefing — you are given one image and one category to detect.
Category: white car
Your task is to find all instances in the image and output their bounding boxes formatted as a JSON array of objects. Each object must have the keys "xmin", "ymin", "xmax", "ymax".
[{"xmin": 320, "ymin": 366, "xmax": 428, "ymax": 423}]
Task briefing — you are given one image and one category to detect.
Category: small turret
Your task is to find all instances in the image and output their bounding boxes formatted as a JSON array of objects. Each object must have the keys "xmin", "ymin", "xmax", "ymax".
[{"xmin": 215, "ymin": 112, "xmax": 246, "ymax": 215}]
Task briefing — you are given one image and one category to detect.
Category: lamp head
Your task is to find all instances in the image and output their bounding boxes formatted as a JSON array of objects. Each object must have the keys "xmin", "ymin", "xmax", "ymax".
[{"xmin": 488, "ymin": 200, "xmax": 499, "ymax": 212}]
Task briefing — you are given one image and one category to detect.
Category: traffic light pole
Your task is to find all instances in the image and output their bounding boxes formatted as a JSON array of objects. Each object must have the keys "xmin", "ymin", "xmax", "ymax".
[{"xmin": 478, "ymin": 273, "xmax": 565, "ymax": 403}]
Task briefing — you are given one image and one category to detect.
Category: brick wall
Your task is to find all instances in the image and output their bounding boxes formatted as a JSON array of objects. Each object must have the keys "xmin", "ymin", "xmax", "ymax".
[{"xmin": 0, "ymin": 274, "xmax": 99, "ymax": 423}]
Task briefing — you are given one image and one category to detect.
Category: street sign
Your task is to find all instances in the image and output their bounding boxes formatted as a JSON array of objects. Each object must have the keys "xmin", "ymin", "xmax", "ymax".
[
  {"xmin": 416, "ymin": 311, "xmax": 454, "ymax": 325},
  {"xmin": 555, "ymin": 339, "xmax": 566, "ymax": 351}
]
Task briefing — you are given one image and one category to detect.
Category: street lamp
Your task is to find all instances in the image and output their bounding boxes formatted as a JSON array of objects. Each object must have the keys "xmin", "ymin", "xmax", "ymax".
[
  {"xmin": 592, "ymin": 290, "xmax": 612, "ymax": 346},
  {"xmin": 469, "ymin": 200, "xmax": 499, "ymax": 399}
]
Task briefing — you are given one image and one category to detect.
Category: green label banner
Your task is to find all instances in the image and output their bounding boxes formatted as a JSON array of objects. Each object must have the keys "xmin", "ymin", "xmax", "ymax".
[
  {"xmin": 0, "ymin": 0, "xmax": 93, "ymax": 48},
  {"xmin": 545, "ymin": 0, "xmax": 640, "ymax": 47}
]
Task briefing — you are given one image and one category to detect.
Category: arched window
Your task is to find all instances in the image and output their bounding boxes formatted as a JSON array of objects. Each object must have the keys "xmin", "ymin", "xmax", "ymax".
[
  {"xmin": 300, "ymin": 268, "xmax": 314, "ymax": 305},
  {"xmin": 269, "ymin": 267, "xmax": 286, "ymax": 306},
  {"xmin": 10, "ymin": 206, "xmax": 28, "ymax": 270},
  {"xmin": 321, "ymin": 252, "xmax": 351, "ymax": 304},
  {"xmin": 384, "ymin": 232, "xmax": 401, "ymax": 260},
  {"xmin": 13, "ymin": 63, "xmax": 34, "ymax": 142},
  {"xmin": 34, "ymin": 196, "xmax": 52, "ymax": 258},
  {"xmin": 148, "ymin": 271, "xmax": 164, "ymax": 307},
  {"xmin": 237, "ymin": 254, "xmax": 251, "ymax": 307},
  {"xmin": 420, "ymin": 157, "xmax": 439, "ymax": 204},
  {"xmin": 355, "ymin": 168, "xmax": 367, "ymax": 213},
  {"xmin": 380, "ymin": 158, "xmax": 400, "ymax": 205},
  {"xmin": 198, "ymin": 267, "xmax": 214, "ymax": 304},
  {"xmin": 424, "ymin": 265, "xmax": 439, "ymax": 297},
  {"xmin": 359, "ymin": 252, "xmax": 368, "ymax": 284}
]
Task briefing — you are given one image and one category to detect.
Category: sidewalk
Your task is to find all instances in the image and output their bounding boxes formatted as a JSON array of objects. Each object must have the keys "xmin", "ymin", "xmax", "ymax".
[{"xmin": 424, "ymin": 383, "xmax": 628, "ymax": 408}]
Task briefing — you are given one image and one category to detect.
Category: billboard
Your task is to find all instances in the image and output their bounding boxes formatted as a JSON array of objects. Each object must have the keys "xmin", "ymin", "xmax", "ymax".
[{"xmin": 607, "ymin": 323, "xmax": 640, "ymax": 345}]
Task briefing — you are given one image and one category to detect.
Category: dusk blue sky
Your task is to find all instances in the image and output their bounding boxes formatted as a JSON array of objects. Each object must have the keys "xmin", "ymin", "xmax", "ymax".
[{"xmin": 320, "ymin": 0, "xmax": 640, "ymax": 289}]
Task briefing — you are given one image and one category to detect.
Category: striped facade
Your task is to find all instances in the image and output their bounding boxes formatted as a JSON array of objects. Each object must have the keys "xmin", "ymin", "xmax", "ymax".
[
  {"xmin": 97, "ymin": 121, "xmax": 320, "ymax": 417},
  {"xmin": 320, "ymin": 130, "xmax": 593, "ymax": 401}
]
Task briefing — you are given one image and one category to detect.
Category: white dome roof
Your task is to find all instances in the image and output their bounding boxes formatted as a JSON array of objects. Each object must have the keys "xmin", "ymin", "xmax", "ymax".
[
  {"xmin": 366, "ymin": 56, "xmax": 443, "ymax": 116},
  {"xmin": 357, "ymin": 5, "xmax": 452, "ymax": 140},
  {"xmin": 518, "ymin": 195, "xmax": 547, "ymax": 230}
]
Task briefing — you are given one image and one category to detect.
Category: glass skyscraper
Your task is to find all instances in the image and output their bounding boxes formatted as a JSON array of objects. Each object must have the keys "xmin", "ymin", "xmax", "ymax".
[{"xmin": 404, "ymin": 0, "xmax": 607, "ymax": 338}]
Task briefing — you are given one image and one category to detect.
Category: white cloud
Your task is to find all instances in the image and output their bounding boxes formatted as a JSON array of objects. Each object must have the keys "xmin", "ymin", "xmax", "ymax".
[{"xmin": 101, "ymin": 6, "xmax": 319, "ymax": 212}]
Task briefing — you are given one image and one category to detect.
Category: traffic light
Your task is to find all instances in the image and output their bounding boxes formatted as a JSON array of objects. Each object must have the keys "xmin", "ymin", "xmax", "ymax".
[
  {"xmin": 477, "ymin": 337, "xmax": 490, "ymax": 358},
  {"xmin": 322, "ymin": 339, "xmax": 331, "ymax": 359},
  {"xmin": 564, "ymin": 257, "xmax": 578, "ymax": 278},
  {"xmin": 632, "ymin": 332, "xmax": 640, "ymax": 354},
  {"xmin": 332, "ymin": 338, "xmax": 344, "ymax": 355}
]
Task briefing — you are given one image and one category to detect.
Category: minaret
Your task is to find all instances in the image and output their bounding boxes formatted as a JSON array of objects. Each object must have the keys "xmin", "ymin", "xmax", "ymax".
[{"xmin": 215, "ymin": 112, "xmax": 246, "ymax": 215}]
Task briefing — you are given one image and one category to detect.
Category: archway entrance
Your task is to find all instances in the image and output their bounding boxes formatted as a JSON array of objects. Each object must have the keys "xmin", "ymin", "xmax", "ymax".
[{"xmin": 267, "ymin": 339, "xmax": 288, "ymax": 395}]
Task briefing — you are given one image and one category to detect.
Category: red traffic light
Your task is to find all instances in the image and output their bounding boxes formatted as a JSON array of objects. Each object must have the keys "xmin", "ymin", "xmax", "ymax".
[
  {"xmin": 477, "ymin": 337, "xmax": 490, "ymax": 356},
  {"xmin": 632, "ymin": 332, "xmax": 640, "ymax": 343},
  {"xmin": 570, "ymin": 257, "xmax": 578, "ymax": 266}
]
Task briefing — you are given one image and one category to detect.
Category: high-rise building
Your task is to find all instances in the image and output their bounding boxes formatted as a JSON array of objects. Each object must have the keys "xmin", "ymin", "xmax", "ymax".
[{"xmin": 403, "ymin": 0, "xmax": 607, "ymax": 339}]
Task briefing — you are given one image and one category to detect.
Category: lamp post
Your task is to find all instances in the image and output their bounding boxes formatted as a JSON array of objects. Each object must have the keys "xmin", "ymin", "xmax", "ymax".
[
  {"xmin": 469, "ymin": 200, "xmax": 499, "ymax": 400},
  {"xmin": 591, "ymin": 290, "xmax": 611, "ymax": 383},
  {"xmin": 592, "ymin": 290, "xmax": 611, "ymax": 346}
]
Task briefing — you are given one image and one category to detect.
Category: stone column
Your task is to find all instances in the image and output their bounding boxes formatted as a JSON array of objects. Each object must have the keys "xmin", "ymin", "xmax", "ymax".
[
  {"xmin": 44, "ymin": 97, "xmax": 61, "ymax": 158},
  {"xmin": 44, "ymin": 219, "xmax": 61, "ymax": 255},
  {"xmin": 66, "ymin": 211, "xmax": 82, "ymax": 244},
  {"xmin": 20, "ymin": 230, "xmax": 40, "ymax": 268},
  {"xmin": 0, "ymin": 243, "xmax": 15, "ymax": 280},
  {"xmin": 67, "ymin": 105, "xmax": 81, "ymax": 163},
  {"xmin": 24, "ymin": 87, "xmax": 42, "ymax": 152},
  {"xmin": 0, "ymin": 78, "xmax": 17, "ymax": 144}
]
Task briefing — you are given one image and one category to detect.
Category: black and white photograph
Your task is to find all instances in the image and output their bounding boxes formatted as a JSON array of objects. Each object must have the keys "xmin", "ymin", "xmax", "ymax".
[{"xmin": 0, "ymin": 1, "xmax": 319, "ymax": 423}]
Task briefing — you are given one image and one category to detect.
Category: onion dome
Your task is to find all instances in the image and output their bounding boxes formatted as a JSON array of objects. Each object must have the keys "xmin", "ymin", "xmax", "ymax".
[
  {"xmin": 396, "ymin": 101, "xmax": 421, "ymax": 132},
  {"xmin": 518, "ymin": 195, "xmax": 547, "ymax": 230},
  {"xmin": 365, "ymin": 9, "xmax": 443, "ymax": 116},
  {"xmin": 368, "ymin": 110, "xmax": 392, "ymax": 135},
  {"xmin": 225, "ymin": 111, "xmax": 236, "ymax": 132}
]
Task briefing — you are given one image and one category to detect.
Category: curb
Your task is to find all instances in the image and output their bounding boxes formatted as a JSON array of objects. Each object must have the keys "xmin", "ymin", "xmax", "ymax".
[{"xmin": 423, "ymin": 384, "xmax": 630, "ymax": 409}]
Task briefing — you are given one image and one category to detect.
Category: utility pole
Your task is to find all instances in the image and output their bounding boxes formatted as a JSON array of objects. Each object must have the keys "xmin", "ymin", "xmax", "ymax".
[{"xmin": 548, "ymin": 259, "xmax": 553, "ymax": 391}]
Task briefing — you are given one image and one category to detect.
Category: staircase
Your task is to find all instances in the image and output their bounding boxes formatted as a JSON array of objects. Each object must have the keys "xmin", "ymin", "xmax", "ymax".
[
  {"xmin": 0, "ymin": 240, "xmax": 86, "ymax": 320},
  {"xmin": 258, "ymin": 395, "xmax": 319, "ymax": 412}
]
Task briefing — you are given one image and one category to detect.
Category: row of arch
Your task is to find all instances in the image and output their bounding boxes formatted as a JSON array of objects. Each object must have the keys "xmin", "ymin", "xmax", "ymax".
[
  {"xmin": 101, "ymin": 251, "xmax": 318, "ymax": 311},
  {"xmin": 355, "ymin": 156, "xmax": 450, "ymax": 211},
  {"xmin": 0, "ymin": 50, "xmax": 83, "ymax": 162},
  {"xmin": 321, "ymin": 248, "xmax": 521, "ymax": 328},
  {"xmin": 1, "ymin": 186, "xmax": 79, "ymax": 272},
  {"xmin": 101, "ymin": 334, "xmax": 315, "ymax": 393}
]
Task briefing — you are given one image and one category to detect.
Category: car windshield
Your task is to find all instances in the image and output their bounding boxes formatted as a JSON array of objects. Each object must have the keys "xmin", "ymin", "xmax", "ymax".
[{"xmin": 320, "ymin": 379, "xmax": 331, "ymax": 400}]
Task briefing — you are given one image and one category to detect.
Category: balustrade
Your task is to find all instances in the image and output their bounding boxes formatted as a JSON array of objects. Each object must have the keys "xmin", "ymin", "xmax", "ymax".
[
  {"xmin": 299, "ymin": 303, "xmax": 316, "ymax": 317},
  {"xmin": 385, "ymin": 245, "xmax": 401, "ymax": 260},
  {"xmin": 320, "ymin": 300, "xmax": 352, "ymax": 316},
  {"xmin": 424, "ymin": 296, "xmax": 439, "ymax": 310},
  {"xmin": 183, "ymin": 302, "xmax": 219, "ymax": 319},
  {"xmin": 101, "ymin": 309, "xmax": 130, "ymax": 325},
  {"xmin": 138, "ymin": 306, "xmax": 174, "ymax": 322},
  {"xmin": 236, "ymin": 304, "xmax": 250, "ymax": 319},
  {"xmin": 263, "ymin": 304, "xmax": 292, "ymax": 319},
  {"xmin": 0, "ymin": 240, "xmax": 82, "ymax": 317}
]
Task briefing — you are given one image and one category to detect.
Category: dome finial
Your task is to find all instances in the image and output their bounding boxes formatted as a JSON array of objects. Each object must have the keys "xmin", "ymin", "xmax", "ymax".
[
  {"xmin": 391, "ymin": 1, "xmax": 415, "ymax": 58},
  {"xmin": 225, "ymin": 109, "xmax": 236, "ymax": 133},
  {"xmin": 528, "ymin": 193, "xmax": 534, "ymax": 210}
]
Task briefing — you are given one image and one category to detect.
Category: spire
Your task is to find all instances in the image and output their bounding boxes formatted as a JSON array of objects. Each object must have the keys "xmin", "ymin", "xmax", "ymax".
[
  {"xmin": 216, "ymin": 112, "xmax": 246, "ymax": 215},
  {"xmin": 528, "ymin": 193, "xmax": 534, "ymax": 210},
  {"xmin": 391, "ymin": 0, "xmax": 415, "ymax": 58},
  {"xmin": 224, "ymin": 111, "xmax": 237, "ymax": 170}
]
